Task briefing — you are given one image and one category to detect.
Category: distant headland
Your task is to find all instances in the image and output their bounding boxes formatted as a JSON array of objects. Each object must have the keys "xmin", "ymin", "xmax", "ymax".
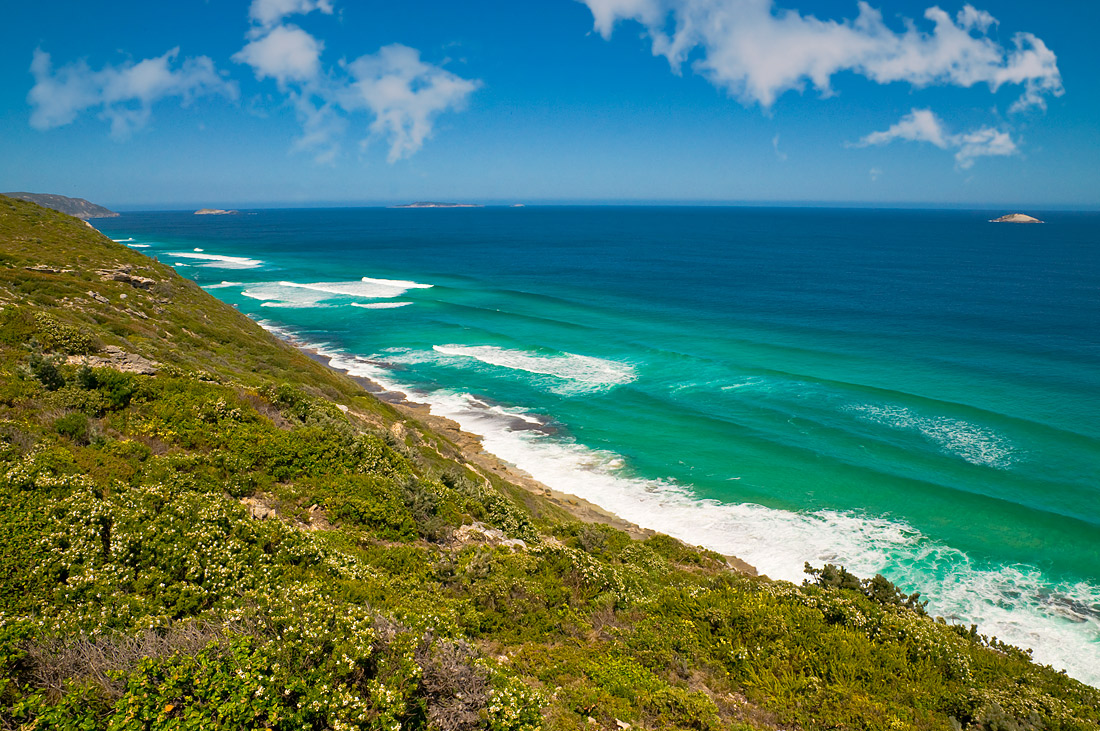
[
  {"xmin": 2, "ymin": 192, "xmax": 118, "ymax": 220},
  {"xmin": 991, "ymin": 213, "xmax": 1043, "ymax": 223},
  {"xmin": 195, "ymin": 208, "xmax": 239, "ymax": 215},
  {"xmin": 391, "ymin": 201, "xmax": 483, "ymax": 208}
]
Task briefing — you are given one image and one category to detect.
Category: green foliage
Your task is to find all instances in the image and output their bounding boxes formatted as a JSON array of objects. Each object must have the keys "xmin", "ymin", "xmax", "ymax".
[
  {"xmin": 805, "ymin": 562, "xmax": 929, "ymax": 614},
  {"xmin": 34, "ymin": 312, "xmax": 97, "ymax": 355}
]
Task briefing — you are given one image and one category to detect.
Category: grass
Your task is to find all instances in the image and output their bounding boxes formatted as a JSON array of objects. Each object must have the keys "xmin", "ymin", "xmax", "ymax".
[{"xmin": 1, "ymin": 194, "xmax": 1098, "ymax": 731}]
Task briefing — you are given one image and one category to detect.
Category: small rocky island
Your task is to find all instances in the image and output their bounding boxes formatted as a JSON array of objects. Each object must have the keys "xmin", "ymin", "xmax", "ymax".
[
  {"xmin": 195, "ymin": 208, "xmax": 239, "ymax": 215},
  {"xmin": 991, "ymin": 213, "xmax": 1043, "ymax": 223},
  {"xmin": 392, "ymin": 201, "xmax": 483, "ymax": 208}
]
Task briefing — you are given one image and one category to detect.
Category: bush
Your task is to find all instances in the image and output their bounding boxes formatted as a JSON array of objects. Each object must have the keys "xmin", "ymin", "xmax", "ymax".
[{"xmin": 54, "ymin": 412, "xmax": 91, "ymax": 445}]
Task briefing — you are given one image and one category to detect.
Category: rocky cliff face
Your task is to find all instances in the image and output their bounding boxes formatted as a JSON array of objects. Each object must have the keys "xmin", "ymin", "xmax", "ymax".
[{"xmin": 2, "ymin": 191, "xmax": 119, "ymax": 219}]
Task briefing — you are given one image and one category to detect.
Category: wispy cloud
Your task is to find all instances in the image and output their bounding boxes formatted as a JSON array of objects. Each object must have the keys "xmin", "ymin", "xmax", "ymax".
[
  {"xmin": 854, "ymin": 108, "xmax": 1017, "ymax": 169},
  {"xmin": 28, "ymin": 48, "xmax": 237, "ymax": 138},
  {"xmin": 580, "ymin": 0, "xmax": 1063, "ymax": 111},
  {"xmin": 234, "ymin": 2, "xmax": 480, "ymax": 163},
  {"xmin": 342, "ymin": 45, "xmax": 481, "ymax": 163},
  {"xmin": 247, "ymin": 0, "xmax": 333, "ymax": 29}
]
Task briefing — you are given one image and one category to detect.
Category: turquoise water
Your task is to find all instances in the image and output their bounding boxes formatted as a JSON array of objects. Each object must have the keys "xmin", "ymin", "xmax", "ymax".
[{"xmin": 99, "ymin": 207, "xmax": 1100, "ymax": 685}]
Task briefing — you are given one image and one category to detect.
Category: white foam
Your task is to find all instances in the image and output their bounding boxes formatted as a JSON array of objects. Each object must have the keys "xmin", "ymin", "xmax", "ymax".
[
  {"xmin": 847, "ymin": 403, "xmax": 1017, "ymax": 468},
  {"xmin": 350, "ymin": 302, "xmax": 413, "ymax": 309},
  {"xmin": 193, "ymin": 248, "xmax": 204, "ymax": 252},
  {"xmin": 242, "ymin": 278, "xmax": 432, "ymax": 308},
  {"xmin": 167, "ymin": 252, "xmax": 262, "ymax": 269},
  {"xmin": 127, "ymin": 243, "xmax": 150, "ymax": 248},
  {"xmin": 111, "ymin": 237, "xmax": 134, "ymax": 242},
  {"xmin": 431, "ymin": 344, "xmax": 636, "ymax": 394},
  {"xmin": 202, "ymin": 281, "xmax": 243, "ymax": 289}
]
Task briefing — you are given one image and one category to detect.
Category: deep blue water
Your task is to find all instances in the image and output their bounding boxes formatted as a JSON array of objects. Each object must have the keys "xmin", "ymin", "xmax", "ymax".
[{"xmin": 99, "ymin": 206, "xmax": 1100, "ymax": 684}]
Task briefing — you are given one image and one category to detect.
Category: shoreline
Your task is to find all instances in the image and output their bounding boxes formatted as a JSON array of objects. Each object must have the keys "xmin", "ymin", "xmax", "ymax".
[{"xmin": 298, "ymin": 345, "xmax": 758, "ymax": 575}]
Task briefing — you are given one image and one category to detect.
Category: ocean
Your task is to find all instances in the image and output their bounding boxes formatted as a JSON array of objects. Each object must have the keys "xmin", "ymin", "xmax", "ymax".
[{"xmin": 98, "ymin": 206, "xmax": 1100, "ymax": 685}]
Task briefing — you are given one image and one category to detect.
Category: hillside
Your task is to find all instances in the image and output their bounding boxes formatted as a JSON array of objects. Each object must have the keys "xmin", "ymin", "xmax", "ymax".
[
  {"xmin": 1, "ymin": 194, "xmax": 1097, "ymax": 731},
  {"xmin": 2, "ymin": 192, "xmax": 118, "ymax": 219}
]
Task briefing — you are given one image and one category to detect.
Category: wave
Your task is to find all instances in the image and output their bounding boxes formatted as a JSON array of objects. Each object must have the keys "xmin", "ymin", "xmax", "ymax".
[
  {"xmin": 202, "ymin": 281, "xmax": 243, "ymax": 290},
  {"xmin": 111, "ymin": 237, "xmax": 134, "ymax": 242},
  {"xmin": 350, "ymin": 302, "xmax": 413, "ymax": 309},
  {"xmin": 431, "ymin": 344, "xmax": 636, "ymax": 394},
  {"xmin": 846, "ymin": 403, "xmax": 1018, "ymax": 469},
  {"xmin": 167, "ymin": 252, "xmax": 263, "ymax": 269},
  {"xmin": 242, "ymin": 277, "xmax": 433, "ymax": 308},
  {"xmin": 126, "ymin": 243, "xmax": 150, "ymax": 248}
]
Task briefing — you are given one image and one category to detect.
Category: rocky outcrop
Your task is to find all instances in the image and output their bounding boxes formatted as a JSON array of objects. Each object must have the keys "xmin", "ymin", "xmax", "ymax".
[
  {"xmin": 97, "ymin": 265, "xmax": 156, "ymax": 290},
  {"xmin": 991, "ymin": 213, "xmax": 1043, "ymax": 223},
  {"xmin": 194, "ymin": 208, "xmax": 239, "ymax": 215},
  {"xmin": 67, "ymin": 346, "xmax": 159, "ymax": 375},
  {"xmin": 3, "ymin": 192, "xmax": 118, "ymax": 219}
]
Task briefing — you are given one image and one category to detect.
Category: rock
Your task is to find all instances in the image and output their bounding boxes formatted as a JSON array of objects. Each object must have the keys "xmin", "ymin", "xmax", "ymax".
[
  {"xmin": 87, "ymin": 291, "xmax": 109, "ymax": 304},
  {"xmin": 194, "ymin": 208, "xmax": 239, "ymax": 215},
  {"xmin": 241, "ymin": 496, "xmax": 278, "ymax": 521},
  {"xmin": 98, "ymin": 267, "xmax": 157, "ymax": 289},
  {"xmin": 25, "ymin": 264, "xmax": 73, "ymax": 274},
  {"xmin": 615, "ymin": 719, "xmax": 631, "ymax": 729},
  {"xmin": 991, "ymin": 213, "xmax": 1043, "ymax": 223},
  {"xmin": 452, "ymin": 521, "xmax": 527, "ymax": 550},
  {"xmin": 67, "ymin": 345, "xmax": 159, "ymax": 375}
]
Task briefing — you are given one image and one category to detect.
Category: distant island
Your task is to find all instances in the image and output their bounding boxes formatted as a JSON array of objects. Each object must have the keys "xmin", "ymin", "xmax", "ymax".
[
  {"xmin": 2, "ymin": 192, "xmax": 118, "ymax": 219},
  {"xmin": 392, "ymin": 201, "xmax": 483, "ymax": 208},
  {"xmin": 991, "ymin": 213, "xmax": 1043, "ymax": 223},
  {"xmin": 195, "ymin": 208, "xmax": 239, "ymax": 215}
]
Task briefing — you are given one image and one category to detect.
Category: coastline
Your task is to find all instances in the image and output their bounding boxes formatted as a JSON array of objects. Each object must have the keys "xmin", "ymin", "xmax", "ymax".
[{"xmin": 298, "ymin": 345, "xmax": 758, "ymax": 575}]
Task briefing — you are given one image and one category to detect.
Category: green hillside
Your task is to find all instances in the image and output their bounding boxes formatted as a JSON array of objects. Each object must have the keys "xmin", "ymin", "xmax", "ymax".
[{"xmin": 1, "ymin": 194, "xmax": 1097, "ymax": 731}]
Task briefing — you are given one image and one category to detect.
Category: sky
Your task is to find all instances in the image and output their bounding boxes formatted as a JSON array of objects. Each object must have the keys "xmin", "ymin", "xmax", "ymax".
[{"xmin": 0, "ymin": 0, "xmax": 1097, "ymax": 209}]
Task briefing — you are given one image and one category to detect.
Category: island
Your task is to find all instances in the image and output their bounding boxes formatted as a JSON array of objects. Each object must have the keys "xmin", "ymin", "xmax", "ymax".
[
  {"xmin": 391, "ymin": 201, "xmax": 483, "ymax": 208},
  {"xmin": 2, "ymin": 191, "xmax": 118, "ymax": 219},
  {"xmin": 991, "ymin": 213, "xmax": 1043, "ymax": 223},
  {"xmin": 194, "ymin": 208, "xmax": 239, "ymax": 215}
]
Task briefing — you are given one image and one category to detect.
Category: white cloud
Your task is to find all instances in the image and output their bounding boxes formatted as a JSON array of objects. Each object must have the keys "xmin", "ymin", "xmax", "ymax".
[
  {"xmin": 855, "ymin": 108, "xmax": 1017, "ymax": 169},
  {"xmin": 234, "ymin": 24, "xmax": 323, "ymax": 85},
  {"xmin": 580, "ymin": 0, "xmax": 1063, "ymax": 110},
  {"xmin": 248, "ymin": 0, "xmax": 333, "ymax": 29},
  {"xmin": 952, "ymin": 126, "xmax": 1017, "ymax": 168},
  {"xmin": 28, "ymin": 48, "xmax": 236, "ymax": 138},
  {"xmin": 857, "ymin": 108, "xmax": 949, "ymax": 148},
  {"xmin": 342, "ymin": 44, "xmax": 481, "ymax": 162}
]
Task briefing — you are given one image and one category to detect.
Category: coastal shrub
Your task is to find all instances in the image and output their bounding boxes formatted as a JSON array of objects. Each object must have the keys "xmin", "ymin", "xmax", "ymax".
[
  {"xmin": 33, "ymin": 312, "xmax": 96, "ymax": 355},
  {"xmin": 805, "ymin": 562, "xmax": 928, "ymax": 614},
  {"xmin": 28, "ymin": 353, "xmax": 65, "ymax": 391},
  {"xmin": 75, "ymin": 366, "xmax": 135, "ymax": 411},
  {"xmin": 53, "ymin": 412, "xmax": 91, "ymax": 445}
]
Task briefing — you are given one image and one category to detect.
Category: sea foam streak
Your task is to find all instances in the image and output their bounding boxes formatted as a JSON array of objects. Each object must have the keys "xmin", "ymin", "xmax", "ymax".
[
  {"xmin": 847, "ymin": 403, "xmax": 1017, "ymax": 468},
  {"xmin": 167, "ymin": 252, "xmax": 263, "ymax": 269},
  {"xmin": 279, "ymin": 335, "xmax": 1100, "ymax": 686},
  {"xmin": 431, "ymin": 345, "xmax": 636, "ymax": 394},
  {"xmin": 243, "ymin": 277, "xmax": 432, "ymax": 308}
]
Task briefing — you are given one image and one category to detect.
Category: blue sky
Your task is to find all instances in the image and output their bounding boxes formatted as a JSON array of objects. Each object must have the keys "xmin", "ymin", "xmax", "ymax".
[{"xmin": 0, "ymin": 0, "xmax": 1097, "ymax": 208}]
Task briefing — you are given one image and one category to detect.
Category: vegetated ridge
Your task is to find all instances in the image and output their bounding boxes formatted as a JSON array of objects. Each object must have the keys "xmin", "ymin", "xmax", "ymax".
[
  {"xmin": 0, "ymin": 194, "xmax": 1097, "ymax": 731},
  {"xmin": 2, "ymin": 192, "xmax": 118, "ymax": 219}
]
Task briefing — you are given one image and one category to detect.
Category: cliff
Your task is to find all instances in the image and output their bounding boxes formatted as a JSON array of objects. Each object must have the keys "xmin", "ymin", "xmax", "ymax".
[
  {"xmin": 2, "ymin": 191, "xmax": 119, "ymax": 219},
  {"xmin": 0, "ymin": 194, "xmax": 1097, "ymax": 730}
]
